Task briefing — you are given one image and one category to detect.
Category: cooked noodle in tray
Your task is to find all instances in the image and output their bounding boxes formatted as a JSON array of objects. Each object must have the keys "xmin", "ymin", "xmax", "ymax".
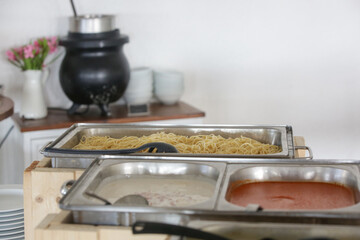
[{"xmin": 73, "ymin": 132, "xmax": 281, "ymax": 155}]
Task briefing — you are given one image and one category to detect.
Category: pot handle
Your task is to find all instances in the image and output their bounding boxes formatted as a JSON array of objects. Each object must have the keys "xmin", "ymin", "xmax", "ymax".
[
  {"xmin": 132, "ymin": 221, "xmax": 230, "ymax": 240},
  {"xmin": 295, "ymin": 145, "xmax": 313, "ymax": 159}
]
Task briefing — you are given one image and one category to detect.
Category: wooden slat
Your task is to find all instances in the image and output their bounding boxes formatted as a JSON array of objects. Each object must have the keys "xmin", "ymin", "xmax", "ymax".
[
  {"xmin": 24, "ymin": 159, "xmax": 85, "ymax": 240},
  {"xmin": 294, "ymin": 136, "xmax": 306, "ymax": 158}
]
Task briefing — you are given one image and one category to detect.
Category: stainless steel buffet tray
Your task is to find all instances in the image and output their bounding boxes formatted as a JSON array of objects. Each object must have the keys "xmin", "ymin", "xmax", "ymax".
[
  {"xmin": 182, "ymin": 220, "xmax": 360, "ymax": 240},
  {"xmin": 59, "ymin": 156, "xmax": 360, "ymax": 227},
  {"xmin": 40, "ymin": 123, "xmax": 310, "ymax": 168}
]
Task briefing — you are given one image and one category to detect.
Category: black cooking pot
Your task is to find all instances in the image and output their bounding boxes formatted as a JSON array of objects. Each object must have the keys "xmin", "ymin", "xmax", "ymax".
[{"xmin": 59, "ymin": 15, "xmax": 130, "ymax": 116}]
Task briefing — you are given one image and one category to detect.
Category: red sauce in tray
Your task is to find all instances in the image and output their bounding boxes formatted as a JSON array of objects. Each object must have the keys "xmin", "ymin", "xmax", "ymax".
[{"xmin": 228, "ymin": 181, "xmax": 356, "ymax": 210}]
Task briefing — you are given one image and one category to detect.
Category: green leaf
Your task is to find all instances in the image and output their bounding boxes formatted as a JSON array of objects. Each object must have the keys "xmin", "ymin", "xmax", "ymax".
[{"xmin": 23, "ymin": 58, "xmax": 31, "ymax": 70}]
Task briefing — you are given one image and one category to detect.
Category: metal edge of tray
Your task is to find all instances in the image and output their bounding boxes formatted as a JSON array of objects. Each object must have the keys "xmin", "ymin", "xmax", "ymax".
[
  {"xmin": 59, "ymin": 158, "xmax": 360, "ymax": 226},
  {"xmin": 216, "ymin": 163, "xmax": 360, "ymax": 212},
  {"xmin": 60, "ymin": 157, "xmax": 228, "ymax": 211},
  {"xmin": 183, "ymin": 220, "xmax": 360, "ymax": 240},
  {"xmin": 59, "ymin": 155, "xmax": 360, "ymax": 166},
  {"xmin": 68, "ymin": 205, "xmax": 360, "ymax": 227},
  {"xmin": 41, "ymin": 123, "xmax": 294, "ymax": 159}
]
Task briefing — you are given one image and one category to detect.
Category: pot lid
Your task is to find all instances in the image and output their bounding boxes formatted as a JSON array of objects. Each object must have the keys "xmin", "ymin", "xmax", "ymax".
[{"xmin": 69, "ymin": 14, "xmax": 116, "ymax": 34}]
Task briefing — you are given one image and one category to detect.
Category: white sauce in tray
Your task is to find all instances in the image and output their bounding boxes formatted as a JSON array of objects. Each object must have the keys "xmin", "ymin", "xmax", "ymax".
[{"xmin": 95, "ymin": 176, "xmax": 216, "ymax": 207}]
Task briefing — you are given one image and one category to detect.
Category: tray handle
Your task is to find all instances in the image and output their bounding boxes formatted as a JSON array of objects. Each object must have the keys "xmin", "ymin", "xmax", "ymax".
[
  {"xmin": 132, "ymin": 221, "xmax": 230, "ymax": 240},
  {"xmin": 295, "ymin": 145, "xmax": 313, "ymax": 159},
  {"xmin": 60, "ymin": 180, "xmax": 75, "ymax": 196}
]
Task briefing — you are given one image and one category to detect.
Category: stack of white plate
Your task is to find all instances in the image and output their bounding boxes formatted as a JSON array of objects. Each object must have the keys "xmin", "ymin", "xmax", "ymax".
[
  {"xmin": 0, "ymin": 185, "xmax": 24, "ymax": 240},
  {"xmin": 124, "ymin": 67, "xmax": 153, "ymax": 105}
]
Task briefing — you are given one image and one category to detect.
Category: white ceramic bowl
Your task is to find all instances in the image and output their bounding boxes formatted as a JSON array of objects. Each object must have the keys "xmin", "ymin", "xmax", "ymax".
[
  {"xmin": 124, "ymin": 91, "xmax": 153, "ymax": 105},
  {"xmin": 154, "ymin": 87, "xmax": 184, "ymax": 94},
  {"xmin": 154, "ymin": 78, "xmax": 183, "ymax": 89},
  {"xmin": 125, "ymin": 87, "xmax": 153, "ymax": 95},
  {"xmin": 155, "ymin": 92, "xmax": 182, "ymax": 105},
  {"xmin": 154, "ymin": 70, "xmax": 184, "ymax": 102},
  {"xmin": 126, "ymin": 67, "xmax": 153, "ymax": 92}
]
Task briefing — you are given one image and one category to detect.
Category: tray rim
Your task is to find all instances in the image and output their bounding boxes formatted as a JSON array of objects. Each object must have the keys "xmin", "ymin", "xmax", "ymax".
[
  {"xmin": 60, "ymin": 157, "xmax": 228, "ymax": 212},
  {"xmin": 60, "ymin": 158, "xmax": 360, "ymax": 217},
  {"xmin": 42, "ymin": 123, "xmax": 294, "ymax": 159}
]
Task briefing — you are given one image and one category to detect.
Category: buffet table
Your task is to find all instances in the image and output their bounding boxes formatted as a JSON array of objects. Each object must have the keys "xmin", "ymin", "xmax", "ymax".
[{"xmin": 24, "ymin": 137, "xmax": 307, "ymax": 240}]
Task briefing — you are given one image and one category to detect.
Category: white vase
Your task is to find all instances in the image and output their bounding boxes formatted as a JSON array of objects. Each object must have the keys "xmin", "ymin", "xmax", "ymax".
[{"xmin": 20, "ymin": 69, "xmax": 49, "ymax": 119}]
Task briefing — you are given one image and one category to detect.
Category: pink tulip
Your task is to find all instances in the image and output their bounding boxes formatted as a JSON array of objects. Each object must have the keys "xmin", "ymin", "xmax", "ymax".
[
  {"xmin": 47, "ymin": 37, "xmax": 58, "ymax": 53},
  {"xmin": 48, "ymin": 36, "xmax": 57, "ymax": 46},
  {"xmin": 6, "ymin": 36, "xmax": 60, "ymax": 70},
  {"xmin": 49, "ymin": 44, "xmax": 57, "ymax": 53},
  {"xmin": 23, "ymin": 44, "xmax": 34, "ymax": 59},
  {"xmin": 6, "ymin": 50, "xmax": 16, "ymax": 61},
  {"xmin": 34, "ymin": 40, "xmax": 40, "ymax": 48},
  {"xmin": 33, "ymin": 42, "xmax": 40, "ymax": 55},
  {"xmin": 14, "ymin": 47, "xmax": 24, "ymax": 58}
]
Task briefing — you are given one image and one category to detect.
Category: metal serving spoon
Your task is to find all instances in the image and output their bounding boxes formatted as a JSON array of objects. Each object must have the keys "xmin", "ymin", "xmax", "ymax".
[
  {"xmin": 117, "ymin": 142, "xmax": 178, "ymax": 154},
  {"xmin": 114, "ymin": 194, "xmax": 149, "ymax": 206},
  {"xmin": 85, "ymin": 192, "xmax": 149, "ymax": 206},
  {"xmin": 47, "ymin": 142, "xmax": 178, "ymax": 154}
]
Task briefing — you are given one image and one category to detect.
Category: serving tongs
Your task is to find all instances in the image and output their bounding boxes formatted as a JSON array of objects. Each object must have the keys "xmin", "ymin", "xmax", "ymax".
[
  {"xmin": 44, "ymin": 142, "xmax": 178, "ymax": 154},
  {"xmin": 132, "ymin": 221, "xmax": 338, "ymax": 240}
]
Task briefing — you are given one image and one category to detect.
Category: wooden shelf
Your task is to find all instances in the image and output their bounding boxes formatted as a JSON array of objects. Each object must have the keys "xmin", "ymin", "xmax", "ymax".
[
  {"xmin": 0, "ymin": 95, "xmax": 14, "ymax": 121},
  {"xmin": 12, "ymin": 101, "xmax": 205, "ymax": 132}
]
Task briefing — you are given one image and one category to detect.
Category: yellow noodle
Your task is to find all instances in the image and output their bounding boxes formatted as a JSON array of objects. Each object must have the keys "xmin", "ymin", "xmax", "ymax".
[{"xmin": 73, "ymin": 132, "xmax": 281, "ymax": 155}]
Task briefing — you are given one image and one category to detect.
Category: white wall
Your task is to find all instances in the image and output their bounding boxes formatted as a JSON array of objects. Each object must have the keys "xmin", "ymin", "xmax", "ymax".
[{"xmin": 1, "ymin": 0, "xmax": 360, "ymax": 159}]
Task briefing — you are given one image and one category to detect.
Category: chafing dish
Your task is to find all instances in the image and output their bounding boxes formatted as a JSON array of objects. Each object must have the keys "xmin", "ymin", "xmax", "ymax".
[
  {"xmin": 41, "ymin": 123, "xmax": 311, "ymax": 168},
  {"xmin": 60, "ymin": 157, "xmax": 360, "ymax": 227},
  {"xmin": 217, "ymin": 164, "xmax": 360, "ymax": 211}
]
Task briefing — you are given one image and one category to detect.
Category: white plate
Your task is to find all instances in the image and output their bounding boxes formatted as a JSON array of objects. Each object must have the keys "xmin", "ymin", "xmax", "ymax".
[
  {"xmin": 0, "ymin": 227, "xmax": 23, "ymax": 236},
  {"xmin": 0, "ymin": 220, "xmax": 24, "ymax": 229},
  {"xmin": 0, "ymin": 185, "xmax": 23, "ymax": 212},
  {"xmin": 0, "ymin": 215, "xmax": 23, "ymax": 223},
  {"xmin": 0, "ymin": 232, "xmax": 24, "ymax": 239},
  {"xmin": 0, "ymin": 209, "xmax": 23, "ymax": 218}
]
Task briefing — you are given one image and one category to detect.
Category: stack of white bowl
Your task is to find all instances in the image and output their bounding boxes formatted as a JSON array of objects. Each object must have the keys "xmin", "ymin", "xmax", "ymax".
[
  {"xmin": 124, "ymin": 67, "xmax": 153, "ymax": 105},
  {"xmin": 154, "ymin": 71, "xmax": 184, "ymax": 105},
  {"xmin": 0, "ymin": 185, "xmax": 24, "ymax": 240}
]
